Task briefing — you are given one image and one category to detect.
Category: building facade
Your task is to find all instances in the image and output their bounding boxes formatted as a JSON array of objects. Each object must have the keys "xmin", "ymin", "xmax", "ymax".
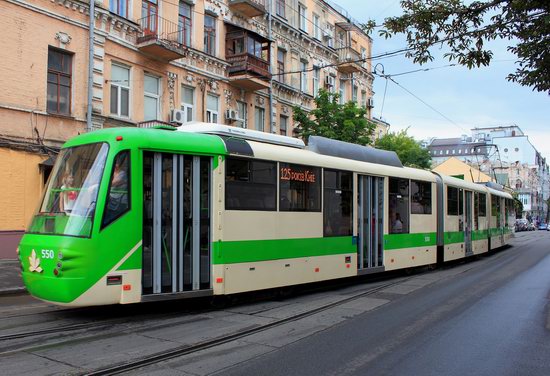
[
  {"xmin": 426, "ymin": 126, "xmax": 550, "ymax": 221},
  {"xmin": 0, "ymin": 0, "xmax": 373, "ymax": 257}
]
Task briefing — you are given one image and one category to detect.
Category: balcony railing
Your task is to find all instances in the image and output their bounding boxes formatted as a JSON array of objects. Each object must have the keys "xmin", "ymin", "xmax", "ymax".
[
  {"xmin": 227, "ymin": 53, "xmax": 271, "ymax": 79},
  {"xmin": 228, "ymin": 0, "xmax": 266, "ymax": 17},
  {"xmin": 137, "ymin": 15, "xmax": 187, "ymax": 61},
  {"xmin": 336, "ymin": 46, "xmax": 364, "ymax": 73}
]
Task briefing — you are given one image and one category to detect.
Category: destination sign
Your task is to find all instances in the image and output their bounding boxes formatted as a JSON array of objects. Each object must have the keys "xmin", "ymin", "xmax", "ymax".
[{"xmin": 280, "ymin": 166, "xmax": 316, "ymax": 183}]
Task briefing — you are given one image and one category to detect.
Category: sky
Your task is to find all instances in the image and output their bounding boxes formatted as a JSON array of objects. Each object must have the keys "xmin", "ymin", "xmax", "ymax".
[{"xmin": 335, "ymin": 0, "xmax": 550, "ymax": 160}]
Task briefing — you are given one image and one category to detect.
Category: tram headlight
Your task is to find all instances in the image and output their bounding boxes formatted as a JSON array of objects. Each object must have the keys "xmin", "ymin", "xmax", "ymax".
[
  {"xmin": 56, "ymin": 262, "xmax": 62, "ymax": 269},
  {"xmin": 53, "ymin": 268, "xmax": 61, "ymax": 277},
  {"xmin": 57, "ymin": 251, "xmax": 63, "ymax": 260}
]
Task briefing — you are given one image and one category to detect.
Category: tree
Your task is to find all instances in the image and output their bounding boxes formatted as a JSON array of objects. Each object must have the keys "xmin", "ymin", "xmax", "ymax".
[
  {"xmin": 366, "ymin": 0, "xmax": 550, "ymax": 93},
  {"xmin": 375, "ymin": 129, "xmax": 432, "ymax": 169},
  {"xmin": 512, "ymin": 192, "xmax": 524, "ymax": 218},
  {"xmin": 293, "ymin": 89, "xmax": 375, "ymax": 146}
]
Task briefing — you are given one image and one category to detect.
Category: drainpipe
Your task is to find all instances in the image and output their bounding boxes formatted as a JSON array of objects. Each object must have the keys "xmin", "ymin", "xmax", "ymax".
[
  {"xmin": 267, "ymin": 1, "xmax": 275, "ymax": 133},
  {"xmin": 86, "ymin": 0, "xmax": 95, "ymax": 132}
]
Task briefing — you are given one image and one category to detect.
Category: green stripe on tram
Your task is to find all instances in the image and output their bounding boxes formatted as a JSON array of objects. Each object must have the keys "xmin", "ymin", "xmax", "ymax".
[
  {"xmin": 384, "ymin": 232, "xmax": 437, "ymax": 250},
  {"xmin": 212, "ymin": 236, "xmax": 355, "ymax": 264},
  {"xmin": 472, "ymin": 229, "xmax": 489, "ymax": 241}
]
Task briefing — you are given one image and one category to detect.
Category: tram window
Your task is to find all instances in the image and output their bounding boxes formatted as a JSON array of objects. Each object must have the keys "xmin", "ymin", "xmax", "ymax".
[
  {"xmin": 411, "ymin": 180, "xmax": 432, "ymax": 214},
  {"xmin": 474, "ymin": 192, "xmax": 479, "ymax": 230},
  {"xmin": 478, "ymin": 193, "xmax": 487, "ymax": 216},
  {"xmin": 389, "ymin": 177, "xmax": 409, "ymax": 234},
  {"xmin": 279, "ymin": 163, "xmax": 321, "ymax": 212},
  {"xmin": 491, "ymin": 194, "xmax": 498, "ymax": 217},
  {"xmin": 225, "ymin": 158, "xmax": 277, "ymax": 211},
  {"xmin": 323, "ymin": 170, "xmax": 352, "ymax": 236},
  {"xmin": 102, "ymin": 150, "xmax": 130, "ymax": 228},
  {"xmin": 447, "ymin": 186, "xmax": 459, "ymax": 215}
]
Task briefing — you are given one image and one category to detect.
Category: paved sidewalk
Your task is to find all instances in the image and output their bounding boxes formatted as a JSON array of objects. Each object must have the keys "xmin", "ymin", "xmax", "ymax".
[{"xmin": 0, "ymin": 260, "xmax": 26, "ymax": 295}]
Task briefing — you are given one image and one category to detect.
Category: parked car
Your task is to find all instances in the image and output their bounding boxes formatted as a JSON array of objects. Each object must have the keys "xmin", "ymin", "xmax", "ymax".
[
  {"xmin": 538, "ymin": 223, "xmax": 548, "ymax": 230},
  {"xmin": 515, "ymin": 219, "xmax": 528, "ymax": 232},
  {"xmin": 527, "ymin": 222, "xmax": 536, "ymax": 231}
]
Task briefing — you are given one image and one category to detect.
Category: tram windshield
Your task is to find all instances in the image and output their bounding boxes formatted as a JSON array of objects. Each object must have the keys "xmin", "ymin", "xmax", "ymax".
[{"xmin": 28, "ymin": 143, "xmax": 109, "ymax": 237}]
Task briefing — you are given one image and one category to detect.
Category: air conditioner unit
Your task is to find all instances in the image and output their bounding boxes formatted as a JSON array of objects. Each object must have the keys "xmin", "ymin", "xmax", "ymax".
[
  {"xmin": 225, "ymin": 109, "xmax": 239, "ymax": 121},
  {"xmin": 367, "ymin": 98, "xmax": 374, "ymax": 108},
  {"xmin": 325, "ymin": 75, "xmax": 335, "ymax": 87},
  {"xmin": 170, "ymin": 109, "xmax": 186, "ymax": 125}
]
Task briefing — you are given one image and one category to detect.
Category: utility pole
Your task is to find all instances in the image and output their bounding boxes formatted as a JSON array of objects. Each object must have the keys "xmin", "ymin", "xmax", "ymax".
[
  {"xmin": 267, "ymin": 1, "xmax": 275, "ymax": 133},
  {"xmin": 86, "ymin": 0, "xmax": 95, "ymax": 132}
]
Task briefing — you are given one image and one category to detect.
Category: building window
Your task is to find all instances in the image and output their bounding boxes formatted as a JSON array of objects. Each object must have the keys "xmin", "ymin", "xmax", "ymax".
[
  {"xmin": 458, "ymin": 149, "xmax": 462, "ymax": 154},
  {"xmin": 47, "ymin": 48, "xmax": 72, "ymax": 115},
  {"xmin": 446, "ymin": 150, "xmax": 449, "ymax": 155},
  {"xmin": 255, "ymin": 107, "xmax": 265, "ymax": 132},
  {"xmin": 225, "ymin": 158, "xmax": 277, "ymax": 211},
  {"xmin": 204, "ymin": 14, "xmax": 216, "ymax": 55},
  {"xmin": 276, "ymin": 0, "xmax": 285, "ymax": 17},
  {"xmin": 312, "ymin": 67, "xmax": 320, "ymax": 97},
  {"xmin": 141, "ymin": 0, "xmax": 158, "ymax": 34},
  {"xmin": 178, "ymin": 1, "xmax": 192, "ymax": 47},
  {"xmin": 277, "ymin": 49, "xmax": 286, "ymax": 84},
  {"xmin": 323, "ymin": 170, "xmax": 352, "ymax": 236},
  {"xmin": 279, "ymin": 163, "xmax": 321, "ymax": 212},
  {"xmin": 352, "ymin": 85, "xmax": 358, "ymax": 103},
  {"xmin": 236, "ymin": 101, "xmax": 247, "ymax": 128},
  {"xmin": 181, "ymin": 85, "xmax": 194, "ymax": 122},
  {"xmin": 389, "ymin": 178, "xmax": 409, "ymax": 234},
  {"xmin": 280, "ymin": 115, "xmax": 288, "ymax": 136},
  {"xmin": 110, "ymin": 0, "xmax": 129, "ymax": 18},
  {"xmin": 361, "ymin": 90, "xmax": 367, "ymax": 108},
  {"xmin": 313, "ymin": 14, "xmax": 320, "ymax": 39},
  {"xmin": 339, "ymin": 79, "xmax": 346, "ymax": 104},
  {"xmin": 300, "ymin": 61, "xmax": 307, "ymax": 92},
  {"xmin": 206, "ymin": 93, "xmax": 219, "ymax": 123},
  {"xmin": 143, "ymin": 74, "xmax": 160, "ymax": 121},
  {"xmin": 298, "ymin": 4, "xmax": 307, "ymax": 32},
  {"xmin": 110, "ymin": 64, "xmax": 130, "ymax": 118},
  {"xmin": 411, "ymin": 180, "xmax": 432, "ymax": 214}
]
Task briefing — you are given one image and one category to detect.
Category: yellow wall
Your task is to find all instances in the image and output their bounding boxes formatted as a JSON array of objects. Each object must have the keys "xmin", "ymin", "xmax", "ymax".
[
  {"xmin": 0, "ymin": 148, "xmax": 46, "ymax": 231},
  {"xmin": 433, "ymin": 157, "xmax": 493, "ymax": 183}
]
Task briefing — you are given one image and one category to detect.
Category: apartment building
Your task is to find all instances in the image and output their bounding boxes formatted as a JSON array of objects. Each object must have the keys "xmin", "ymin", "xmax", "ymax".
[
  {"xmin": 0, "ymin": 0, "xmax": 373, "ymax": 255},
  {"xmin": 425, "ymin": 126, "xmax": 550, "ymax": 221}
]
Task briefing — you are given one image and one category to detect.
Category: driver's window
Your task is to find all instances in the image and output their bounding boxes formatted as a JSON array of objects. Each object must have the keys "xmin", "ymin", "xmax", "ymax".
[{"xmin": 102, "ymin": 151, "xmax": 130, "ymax": 228}]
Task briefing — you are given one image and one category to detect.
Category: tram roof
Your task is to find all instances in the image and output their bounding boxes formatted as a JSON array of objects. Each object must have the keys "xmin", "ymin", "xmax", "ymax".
[{"xmin": 63, "ymin": 127, "xmax": 227, "ymax": 155}]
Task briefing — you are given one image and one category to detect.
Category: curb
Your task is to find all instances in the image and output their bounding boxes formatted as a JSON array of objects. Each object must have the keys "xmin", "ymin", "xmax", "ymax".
[{"xmin": 0, "ymin": 287, "xmax": 27, "ymax": 297}]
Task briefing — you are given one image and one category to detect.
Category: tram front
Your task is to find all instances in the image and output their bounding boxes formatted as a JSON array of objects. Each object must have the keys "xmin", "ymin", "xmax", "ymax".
[{"xmin": 18, "ymin": 132, "xmax": 140, "ymax": 306}]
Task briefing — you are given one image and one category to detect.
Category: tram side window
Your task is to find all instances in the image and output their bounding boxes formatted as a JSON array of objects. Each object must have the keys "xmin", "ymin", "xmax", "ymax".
[
  {"xmin": 102, "ymin": 150, "xmax": 130, "ymax": 228},
  {"xmin": 225, "ymin": 158, "xmax": 277, "ymax": 210},
  {"xmin": 447, "ymin": 186, "xmax": 459, "ymax": 215},
  {"xmin": 279, "ymin": 163, "xmax": 321, "ymax": 212},
  {"xmin": 323, "ymin": 170, "xmax": 352, "ymax": 236},
  {"xmin": 458, "ymin": 188, "xmax": 464, "ymax": 215},
  {"xmin": 474, "ymin": 192, "xmax": 479, "ymax": 230},
  {"xmin": 411, "ymin": 180, "xmax": 432, "ymax": 214},
  {"xmin": 491, "ymin": 194, "xmax": 498, "ymax": 217},
  {"xmin": 478, "ymin": 193, "xmax": 487, "ymax": 217},
  {"xmin": 389, "ymin": 177, "xmax": 409, "ymax": 234}
]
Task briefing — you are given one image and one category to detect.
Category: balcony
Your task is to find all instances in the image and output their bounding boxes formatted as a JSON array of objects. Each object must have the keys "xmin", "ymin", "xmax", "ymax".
[
  {"xmin": 137, "ymin": 16, "xmax": 187, "ymax": 61},
  {"xmin": 336, "ymin": 46, "xmax": 363, "ymax": 74},
  {"xmin": 228, "ymin": 0, "xmax": 266, "ymax": 18},
  {"xmin": 227, "ymin": 53, "xmax": 271, "ymax": 91},
  {"xmin": 226, "ymin": 25, "xmax": 271, "ymax": 91}
]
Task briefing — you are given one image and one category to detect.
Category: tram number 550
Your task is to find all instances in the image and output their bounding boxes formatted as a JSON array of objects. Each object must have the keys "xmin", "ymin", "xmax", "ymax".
[{"xmin": 41, "ymin": 249, "xmax": 55, "ymax": 259}]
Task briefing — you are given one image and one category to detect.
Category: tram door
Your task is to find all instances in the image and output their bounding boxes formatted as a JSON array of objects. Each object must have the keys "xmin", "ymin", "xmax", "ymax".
[
  {"xmin": 464, "ymin": 190, "xmax": 473, "ymax": 255},
  {"xmin": 357, "ymin": 175, "xmax": 384, "ymax": 271},
  {"xmin": 142, "ymin": 152, "xmax": 211, "ymax": 295}
]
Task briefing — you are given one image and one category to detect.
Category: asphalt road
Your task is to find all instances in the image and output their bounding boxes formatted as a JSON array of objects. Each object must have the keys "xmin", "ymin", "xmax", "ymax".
[{"xmin": 211, "ymin": 231, "xmax": 550, "ymax": 376}]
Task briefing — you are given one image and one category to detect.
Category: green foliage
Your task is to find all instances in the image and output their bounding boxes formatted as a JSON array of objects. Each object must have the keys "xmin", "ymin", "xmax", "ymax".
[
  {"xmin": 374, "ymin": 129, "xmax": 432, "ymax": 169},
  {"xmin": 369, "ymin": 0, "xmax": 550, "ymax": 93},
  {"xmin": 293, "ymin": 89, "xmax": 375, "ymax": 146}
]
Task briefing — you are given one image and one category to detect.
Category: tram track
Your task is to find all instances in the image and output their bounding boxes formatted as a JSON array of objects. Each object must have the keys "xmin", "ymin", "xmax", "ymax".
[{"xmin": 82, "ymin": 276, "xmax": 413, "ymax": 376}]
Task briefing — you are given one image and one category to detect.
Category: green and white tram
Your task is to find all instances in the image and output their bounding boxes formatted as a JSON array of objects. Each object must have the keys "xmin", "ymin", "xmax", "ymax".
[{"xmin": 17, "ymin": 123, "xmax": 514, "ymax": 306}]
